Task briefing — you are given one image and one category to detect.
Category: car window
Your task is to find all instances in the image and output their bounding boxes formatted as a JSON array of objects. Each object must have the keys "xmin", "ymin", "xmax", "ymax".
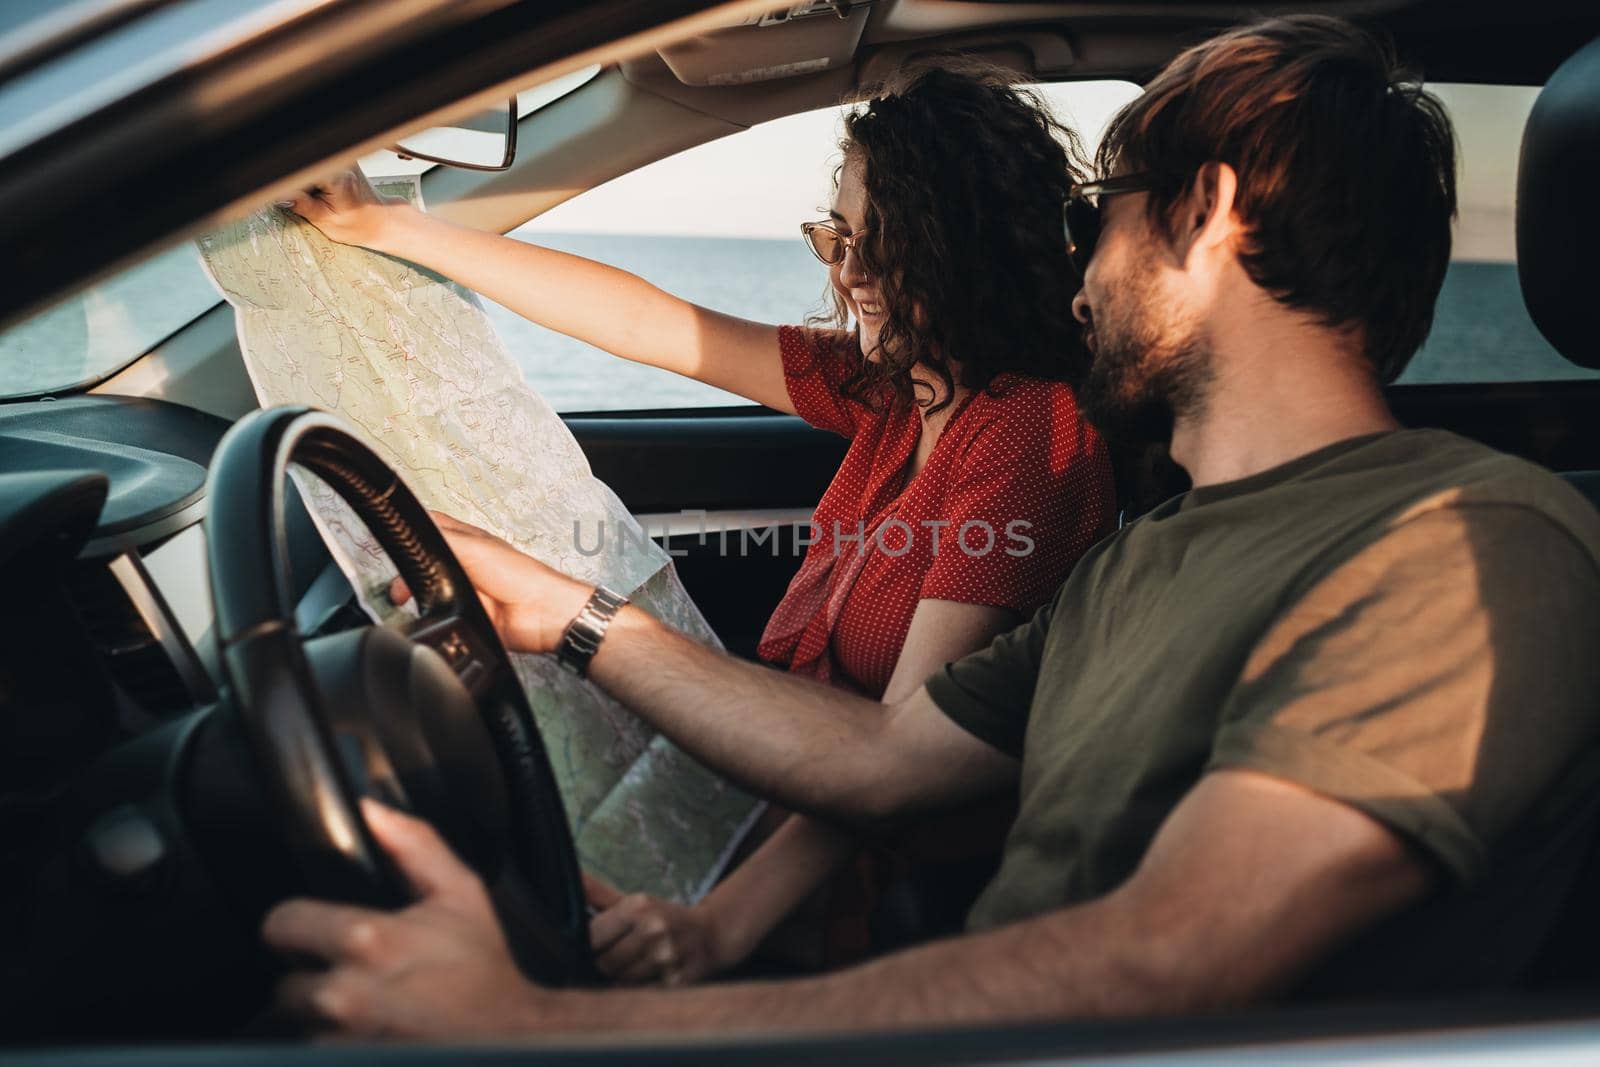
[
  {"xmin": 500, "ymin": 79, "xmax": 1143, "ymax": 414},
  {"xmin": 0, "ymin": 240, "xmax": 216, "ymax": 400},
  {"xmin": 0, "ymin": 65, "xmax": 602, "ymax": 401},
  {"xmin": 1399, "ymin": 82, "xmax": 1593, "ymax": 384}
]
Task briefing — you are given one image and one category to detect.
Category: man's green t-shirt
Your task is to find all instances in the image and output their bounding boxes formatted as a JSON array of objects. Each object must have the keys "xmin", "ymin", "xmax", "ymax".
[{"xmin": 926, "ymin": 429, "xmax": 1600, "ymax": 995}]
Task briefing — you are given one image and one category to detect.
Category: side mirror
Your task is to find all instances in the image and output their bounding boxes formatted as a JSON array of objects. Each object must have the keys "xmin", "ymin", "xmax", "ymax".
[{"xmin": 393, "ymin": 100, "xmax": 517, "ymax": 171}]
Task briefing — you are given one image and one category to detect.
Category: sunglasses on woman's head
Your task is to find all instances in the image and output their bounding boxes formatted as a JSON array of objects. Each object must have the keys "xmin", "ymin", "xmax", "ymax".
[
  {"xmin": 801, "ymin": 221, "xmax": 871, "ymax": 266},
  {"xmin": 1063, "ymin": 173, "xmax": 1155, "ymax": 278}
]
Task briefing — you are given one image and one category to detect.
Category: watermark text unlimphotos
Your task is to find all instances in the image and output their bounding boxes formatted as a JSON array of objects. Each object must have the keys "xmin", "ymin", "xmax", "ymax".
[{"xmin": 575, "ymin": 512, "xmax": 1035, "ymax": 559}]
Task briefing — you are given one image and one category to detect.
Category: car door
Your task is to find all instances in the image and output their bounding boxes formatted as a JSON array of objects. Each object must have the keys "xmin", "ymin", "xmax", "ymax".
[{"xmin": 570, "ymin": 408, "xmax": 840, "ymax": 659}]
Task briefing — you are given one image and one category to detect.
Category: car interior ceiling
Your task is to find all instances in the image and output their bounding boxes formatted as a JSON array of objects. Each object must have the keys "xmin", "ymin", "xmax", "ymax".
[{"xmin": 8, "ymin": 0, "xmax": 1600, "ymax": 1055}]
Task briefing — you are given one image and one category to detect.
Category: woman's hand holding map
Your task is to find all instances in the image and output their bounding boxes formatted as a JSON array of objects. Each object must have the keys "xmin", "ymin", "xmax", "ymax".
[{"xmin": 277, "ymin": 169, "xmax": 413, "ymax": 252}]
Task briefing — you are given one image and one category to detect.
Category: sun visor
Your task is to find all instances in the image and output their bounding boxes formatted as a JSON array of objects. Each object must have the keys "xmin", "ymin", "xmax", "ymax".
[{"xmin": 658, "ymin": 3, "xmax": 871, "ymax": 86}]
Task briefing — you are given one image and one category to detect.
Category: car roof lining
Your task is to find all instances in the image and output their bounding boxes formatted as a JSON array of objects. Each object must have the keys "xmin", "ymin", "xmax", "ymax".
[{"xmin": 659, "ymin": 0, "xmax": 1600, "ymax": 90}]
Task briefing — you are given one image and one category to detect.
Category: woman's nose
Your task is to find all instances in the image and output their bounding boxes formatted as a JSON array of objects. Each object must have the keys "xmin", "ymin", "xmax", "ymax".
[{"xmin": 839, "ymin": 242, "xmax": 869, "ymax": 286}]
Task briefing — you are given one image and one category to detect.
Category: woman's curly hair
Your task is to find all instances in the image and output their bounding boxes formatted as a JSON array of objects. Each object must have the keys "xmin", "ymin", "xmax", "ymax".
[{"xmin": 814, "ymin": 59, "xmax": 1091, "ymax": 414}]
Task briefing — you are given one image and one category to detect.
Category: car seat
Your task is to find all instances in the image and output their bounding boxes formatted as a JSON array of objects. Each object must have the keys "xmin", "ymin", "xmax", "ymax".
[{"xmin": 1512, "ymin": 31, "xmax": 1600, "ymax": 987}]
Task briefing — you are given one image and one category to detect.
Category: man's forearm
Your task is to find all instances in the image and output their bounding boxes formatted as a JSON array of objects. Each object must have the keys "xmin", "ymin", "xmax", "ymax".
[
  {"xmin": 266, "ymin": 771, "xmax": 1427, "ymax": 1041},
  {"xmin": 587, "ymin": 606, "xmax": 896, "ymax": 822},
  {"xmin": 530, "ymin": 894, "xmax": 1173, "ymax": 1036},
  {"xmin": 511, "ymin": 772, "xmax": 1429, "ymax": 1038}
]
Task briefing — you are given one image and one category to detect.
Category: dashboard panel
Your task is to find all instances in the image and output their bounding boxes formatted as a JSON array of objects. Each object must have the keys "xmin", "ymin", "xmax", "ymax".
[
  {"xmin": 0, "ymin": 395, "xmax": 353, "ymax": 764},
  {"xmin": 0, "ymin": 397, "xmax": 361, "ymax": 1040},
  {"xmin": 0, "ymin": 471, "xmax": 121, "ymax": 792}
]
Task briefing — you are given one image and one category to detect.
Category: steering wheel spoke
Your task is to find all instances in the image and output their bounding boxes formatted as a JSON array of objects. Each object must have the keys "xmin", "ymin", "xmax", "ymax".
[{"xmin": 401, "ymin": 614, "xmax": 499, "ymax": 697}]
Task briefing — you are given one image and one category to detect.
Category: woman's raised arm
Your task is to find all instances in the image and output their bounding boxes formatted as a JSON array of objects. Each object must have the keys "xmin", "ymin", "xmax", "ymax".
[{"xmin": 281, "ymin": 171, "xmax": 794, "ymax": 414}]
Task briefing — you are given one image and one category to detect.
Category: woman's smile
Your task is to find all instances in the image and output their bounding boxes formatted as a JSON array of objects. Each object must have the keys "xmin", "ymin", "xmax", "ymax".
[{"xmin": 853, "ymin": 292, "xmax": 886, "ymax": 321}]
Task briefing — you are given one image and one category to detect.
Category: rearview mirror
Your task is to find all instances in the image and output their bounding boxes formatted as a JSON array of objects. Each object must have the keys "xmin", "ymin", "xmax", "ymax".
[{"xmin": 393, "ymin": 100, "xmax": 517, "ymax": 171}]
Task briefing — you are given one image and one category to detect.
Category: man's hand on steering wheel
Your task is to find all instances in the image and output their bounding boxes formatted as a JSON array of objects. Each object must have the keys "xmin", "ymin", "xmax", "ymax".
[
  {"xmin": 265, "ymin": 800, "xmax": 549, "ymax": 1039},
  {"xmin": 270, "ymin": 506, "xmax": 614, "ymax": 1039},
  {"xmin": 390, "ymin": 512, "xmax": 592, "ymax": 656}
]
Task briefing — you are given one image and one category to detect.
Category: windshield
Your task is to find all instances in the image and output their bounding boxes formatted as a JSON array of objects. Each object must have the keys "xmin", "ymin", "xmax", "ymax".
[
  {"xmin": 0, "ymin": 64, "xmax": 600, "ymax": 401},
  {"xmin": 0, "ymin": 240, "xmax": 216, "ymax": 400}
]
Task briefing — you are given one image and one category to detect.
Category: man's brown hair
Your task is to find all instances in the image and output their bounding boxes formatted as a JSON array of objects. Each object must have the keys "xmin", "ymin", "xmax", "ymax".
[{"xmin": 1096, "ymin": 15, "xmax": 1457, "ymax": 381}]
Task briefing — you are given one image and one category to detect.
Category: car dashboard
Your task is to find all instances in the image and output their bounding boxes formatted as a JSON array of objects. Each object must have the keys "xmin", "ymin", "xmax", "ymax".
[
  {"xmin": 0, "ymin": 394, "xmax": 362, "ymax": 1039},
  {"xmin": 0, "ymin": 394, "xmax": 355, "ymax": 746}
]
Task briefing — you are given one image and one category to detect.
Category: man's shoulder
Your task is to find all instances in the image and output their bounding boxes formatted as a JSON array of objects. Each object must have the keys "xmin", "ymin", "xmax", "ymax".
[{"xmin": 1378, "ymin": 431, "xmax": 1600, "ymax": 564}]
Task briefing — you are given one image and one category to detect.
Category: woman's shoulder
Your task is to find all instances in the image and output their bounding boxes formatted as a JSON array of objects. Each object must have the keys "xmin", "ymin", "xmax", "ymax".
[
  {"xmin": 963, "ymin": 374, "xmax": 1092, "ymax": 440},
  {"xmin": 779, "ymin": 323, "xmax": 856, "ymax": 361},
  {"xmin": 949, "ymin": 374, "xmax": 1109, "ymax": 490},
  {"xmin": 778, "ymin": 324, "xmax": 868, "ymax": 395},
  {"xmin": 777, "ymin": 325, "xmax": 879, "ymax": 436}
]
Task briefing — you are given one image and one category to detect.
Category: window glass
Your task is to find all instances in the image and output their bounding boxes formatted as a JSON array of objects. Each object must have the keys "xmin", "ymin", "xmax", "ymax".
[
  {"xmin": 0, "ymin": 240, "xmax": 216, "ymax": 400},
  {"xmin": 0, "ymin": 65, "xmax": 603, "ymax": 400},
  {"xmin": 1399, "ymin": 82, "xmax": 1590, "ymax": 384},
  {"xmin": 499, "ymin": 80, "xmax": 1143, "ymax": 413}
]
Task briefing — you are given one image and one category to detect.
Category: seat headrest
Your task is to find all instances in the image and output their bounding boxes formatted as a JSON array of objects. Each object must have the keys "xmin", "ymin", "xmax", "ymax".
[{"xmin": 1517, "ymin": 36, "xmax": 1600, "ymax": 368}]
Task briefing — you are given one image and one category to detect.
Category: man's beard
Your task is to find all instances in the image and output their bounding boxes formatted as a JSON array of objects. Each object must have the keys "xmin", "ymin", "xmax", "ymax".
[{"xmin": 1076, "ymin": 281, "xmax": 1213, "ymax": 449}]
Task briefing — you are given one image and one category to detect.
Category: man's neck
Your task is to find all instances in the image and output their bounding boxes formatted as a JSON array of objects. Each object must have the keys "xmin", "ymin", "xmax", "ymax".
[{"xmin": 1170, "ymin": 310, "xmax": 1400, "ymax": 488}]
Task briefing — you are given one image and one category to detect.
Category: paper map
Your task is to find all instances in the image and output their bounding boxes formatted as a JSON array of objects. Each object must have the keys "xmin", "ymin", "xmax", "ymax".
[{"xmin": 196, "ymin": 177, "xmax": 761, "ymax": 903}]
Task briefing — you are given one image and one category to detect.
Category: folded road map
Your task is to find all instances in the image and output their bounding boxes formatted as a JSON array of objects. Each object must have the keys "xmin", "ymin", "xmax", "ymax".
[{"xmin": 196, "ymin": 176, "xmax": 761, "ymax": 903}]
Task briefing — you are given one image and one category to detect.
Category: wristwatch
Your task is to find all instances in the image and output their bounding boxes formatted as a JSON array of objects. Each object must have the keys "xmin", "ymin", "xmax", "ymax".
[{"xmin": 556, "ymin": 585, "xmax": 629, "ymax": 677}]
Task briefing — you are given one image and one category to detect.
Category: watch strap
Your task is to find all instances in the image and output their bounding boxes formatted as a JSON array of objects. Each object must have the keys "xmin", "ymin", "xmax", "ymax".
[{"xmin": 556, "ymin": 585, "xmax": 629, "ymax": 677}]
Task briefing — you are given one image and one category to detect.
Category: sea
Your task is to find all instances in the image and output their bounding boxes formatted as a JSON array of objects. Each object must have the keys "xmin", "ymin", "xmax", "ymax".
[
  {"xmin": 0, "ymin": 231, "xmax": 1589, "ymax": 405},
  {"xmin": 508, "ymin": 235, "xmax": 1596, "ymax": 403},
  {"xmin": 486, "ymin": 231, "xmax": 831, "ymax": 412}
]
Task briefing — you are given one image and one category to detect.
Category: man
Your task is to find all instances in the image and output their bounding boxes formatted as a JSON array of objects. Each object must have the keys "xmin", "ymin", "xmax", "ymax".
[{"xmin": 266, "ymin": 15, "xmax": 1600, "ymax": 1038}]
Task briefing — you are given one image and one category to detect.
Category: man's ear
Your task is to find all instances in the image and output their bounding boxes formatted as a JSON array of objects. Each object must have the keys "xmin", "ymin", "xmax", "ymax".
[{"xmin": 1178, "ymin": 161, "xmax": 1242, "ymax": 269}]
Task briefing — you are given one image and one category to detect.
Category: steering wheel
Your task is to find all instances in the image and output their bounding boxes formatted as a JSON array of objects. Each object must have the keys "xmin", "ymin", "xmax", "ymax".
[{"xmin": 204, "ymin": 406, "xmax": 592, "ymax": 985}]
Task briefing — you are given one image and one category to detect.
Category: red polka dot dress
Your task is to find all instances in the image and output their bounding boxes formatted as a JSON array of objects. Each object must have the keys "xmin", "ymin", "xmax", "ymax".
[{"xmin": 758, "ymin": 325, "xmax": 1115, "ymax": 698}]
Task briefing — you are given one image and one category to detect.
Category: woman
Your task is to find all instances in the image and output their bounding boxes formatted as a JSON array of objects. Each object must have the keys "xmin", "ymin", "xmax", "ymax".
[{"xmin": 285, "ymin": 61, "xmax": 1115, "ymax": 985}]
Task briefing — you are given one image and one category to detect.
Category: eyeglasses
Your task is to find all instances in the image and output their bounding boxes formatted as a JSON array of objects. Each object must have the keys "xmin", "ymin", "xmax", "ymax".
[
  {"xmin": 800, "ymin": 221, "xmax": 871, "ymax": 266},
  {"xmin": 1063, "ymin": 173, "xmax": 1155, "ymax": 277}
]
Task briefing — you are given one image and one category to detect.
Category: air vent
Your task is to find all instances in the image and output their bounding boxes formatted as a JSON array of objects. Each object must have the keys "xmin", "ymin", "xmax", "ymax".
[{"xmin": 64, "ymin": 560, "xmax": 194, "ymax": 716}]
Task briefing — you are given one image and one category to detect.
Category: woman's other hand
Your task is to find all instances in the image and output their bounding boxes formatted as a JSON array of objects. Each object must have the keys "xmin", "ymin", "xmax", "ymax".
[
  {"xmin": 389, "ymin": 512, "xmax": 591, "ymax": 655},
  {"xmin": 584, "ymin": 874, "xmax": 727, "ymax": 987},
  {"xmin": 277, "ymin": 168, "xmax": 410, "ymax": 251}
]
